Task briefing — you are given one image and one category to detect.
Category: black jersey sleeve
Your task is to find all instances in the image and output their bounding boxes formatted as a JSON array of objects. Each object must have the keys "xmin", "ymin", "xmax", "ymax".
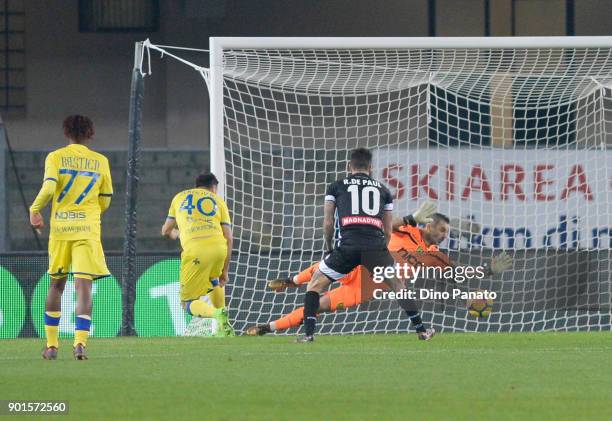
[
  {"xmin": 382, "ymin": 186, "xmax": 394, "ymax": 211},
  {"xmin": 325, "ymin": 181, "xmax": 339, "ymax": 202}
]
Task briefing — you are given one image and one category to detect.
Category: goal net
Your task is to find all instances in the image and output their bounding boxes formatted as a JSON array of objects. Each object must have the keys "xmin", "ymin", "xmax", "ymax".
[
  {"xmin": 144, "ymin": 38, "xmax": 612, "ymax": 335},
  {"xmin": 212, "ymin": 38, "xmax": 612, "ymax": 334}
]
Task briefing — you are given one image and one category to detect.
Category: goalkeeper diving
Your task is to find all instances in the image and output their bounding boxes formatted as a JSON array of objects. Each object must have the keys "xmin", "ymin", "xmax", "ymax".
[
  {"xmin": 161, "ymin": 173, "xmax": 235, "ymax": 336},
  {"xmin": 246, "ymin": 201, "xmax": 512, "ymax": 338}
]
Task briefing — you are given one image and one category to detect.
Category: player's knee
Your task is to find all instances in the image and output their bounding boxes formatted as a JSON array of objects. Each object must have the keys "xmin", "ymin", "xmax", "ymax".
[
  {"xmin": 318, "ymin": 295, "xmax": 332, "ymax": 312},
  {"xmin": 50, "ymin": 277, "xmax": 67, "ymax": 293},
  {"xmin": 74, "ymin": 277, "xmax": 93, "ymax": 291},
  {"xmin": 383, "ymin": 276, "xmax": 404, "ymax": 292},
  {"xmin": 307, "ymin": 273, "xmax": 330, "ymax": 293}
]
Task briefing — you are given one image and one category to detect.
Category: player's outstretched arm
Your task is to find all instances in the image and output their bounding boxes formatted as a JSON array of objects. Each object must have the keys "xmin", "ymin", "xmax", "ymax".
[{"xmin": 392, "ymin": 200, "xmax": 437, "ymax": 231}]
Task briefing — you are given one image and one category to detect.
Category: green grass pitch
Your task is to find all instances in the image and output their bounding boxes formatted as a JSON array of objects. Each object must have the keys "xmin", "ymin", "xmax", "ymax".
[{"xmin": 2, "ymin": 332, "xmax": 610, "ymax": 420}]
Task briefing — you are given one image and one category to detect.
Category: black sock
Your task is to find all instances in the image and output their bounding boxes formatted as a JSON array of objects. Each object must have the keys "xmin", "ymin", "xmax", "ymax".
[
  {"xmin": 408, "ymin": 313, "xmax": 426, "ymax": 333},
  {"xmin": 303, "ymin": 291, "xmax": 320, "ymax": 336},
  {"xmin": 396, "ymin": 297, "xmax": 426, "ymax": 333}
]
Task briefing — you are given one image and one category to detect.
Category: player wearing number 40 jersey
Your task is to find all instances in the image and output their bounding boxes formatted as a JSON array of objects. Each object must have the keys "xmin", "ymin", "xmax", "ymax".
[
  {"xmin": 161, "ymin": 173, "xmax": 235, "ymax": 336},
  {"xmin": 30, "ymin": 115, "xmax": 113, "ymax": 360},
  {"xmin": 297, "ymin": 148, "xmax": 432, "ymax": 343}
]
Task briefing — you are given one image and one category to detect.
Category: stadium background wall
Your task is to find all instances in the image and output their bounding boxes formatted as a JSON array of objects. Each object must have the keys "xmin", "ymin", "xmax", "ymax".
[
  {"xmin": 3, "ymin": 1, "xmax": 611, "ymax": 149},
  {"xmin": 1, "ymin": 250, "xmax": 609, "ymax": 339}
]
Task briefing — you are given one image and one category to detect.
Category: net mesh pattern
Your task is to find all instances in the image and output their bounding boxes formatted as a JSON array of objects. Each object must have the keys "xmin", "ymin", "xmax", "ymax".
[{"xmin": 220, "ymin": 47, "xmax": 612, "ymax": 334}]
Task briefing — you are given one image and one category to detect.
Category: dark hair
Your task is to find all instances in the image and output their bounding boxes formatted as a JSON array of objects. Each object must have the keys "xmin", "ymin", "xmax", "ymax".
[
  {"xmin": 431, "ymin": 213, "xmax": 450, "ymax": 225},
  {"xmin": 63, "ymin": 115, "xmax": 94, "ymax": 143},
  {"xmin": 195, "ymin": 173, "xmax": 219, "ymax": 188},
  {"xmin": 349, "ymin": 148, "xmax": 372, "ymax": 170}
]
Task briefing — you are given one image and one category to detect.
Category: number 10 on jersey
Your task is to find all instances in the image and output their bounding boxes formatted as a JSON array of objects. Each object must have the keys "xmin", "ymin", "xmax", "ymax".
[{"xmin": 347, "ymin": 185, "xmax": 380, "ymax": 216}]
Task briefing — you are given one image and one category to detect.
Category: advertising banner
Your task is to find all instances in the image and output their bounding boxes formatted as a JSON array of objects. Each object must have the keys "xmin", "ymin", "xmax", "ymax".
[{"xmin": 376, "ymin": 149, "xmax": 612, "ymax": 249}]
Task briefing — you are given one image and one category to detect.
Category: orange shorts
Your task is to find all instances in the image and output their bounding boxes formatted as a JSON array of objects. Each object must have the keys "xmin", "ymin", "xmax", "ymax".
[
  {"xmin": 294, "ymin": 263, "xmax": 364, "ymax": 311},
  {"xmin": 324, "ymin": 266, "xmax": 390, "ymax": 311},
  {"xmin": 295, "ymin": 264, "xmax": 387, "ymax": 311},
  {"xmin": 324, "ymin": 283, "xmax": 361, "ymax": 311}
]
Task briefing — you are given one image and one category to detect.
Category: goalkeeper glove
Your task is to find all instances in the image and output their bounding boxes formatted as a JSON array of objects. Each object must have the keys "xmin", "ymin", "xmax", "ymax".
[
  {"xmin": 489, "ymin": 251, "xmax": 512, "ymax": 275},
  {"xmin": 404, "ymin": 201, "xmax": 437, "ymax": 226}
]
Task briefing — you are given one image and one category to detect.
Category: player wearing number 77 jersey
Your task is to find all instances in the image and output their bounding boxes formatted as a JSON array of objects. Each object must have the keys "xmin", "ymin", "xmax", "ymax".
[
  {"xmin": 161, "ymin": 173, "xmax": 235, "ymax": 336},
  {"xmin": 30, "ymin": 115, "xmax": 113, "ymax": 361}
]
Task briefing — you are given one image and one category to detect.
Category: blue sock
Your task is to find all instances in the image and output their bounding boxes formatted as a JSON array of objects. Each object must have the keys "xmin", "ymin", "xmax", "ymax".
[{"xmin": 75, "ymin": 316, "xmax": 91, "ymax": 331}]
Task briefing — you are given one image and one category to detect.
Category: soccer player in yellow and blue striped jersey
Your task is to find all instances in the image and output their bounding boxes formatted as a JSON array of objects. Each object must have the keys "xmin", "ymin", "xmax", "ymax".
[
  {"xmin": 161, "ymin": 173, "xmax": 234, "ymax": 336},
  {"xmin": 30, "ymin": 115, "xmax": 113, "ymax": 360}
]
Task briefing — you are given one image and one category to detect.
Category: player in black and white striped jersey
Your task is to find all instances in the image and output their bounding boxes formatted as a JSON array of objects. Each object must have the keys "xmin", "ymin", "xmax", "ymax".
[{"xmin": 297, "ymin": 147, "xmax": 435, "ymax": 343}]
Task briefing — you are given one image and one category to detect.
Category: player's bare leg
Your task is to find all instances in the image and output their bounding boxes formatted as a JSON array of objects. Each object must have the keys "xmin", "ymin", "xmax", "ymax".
[
  {"xmin": 246, "ymin": 295, "xmax": 333, "ymax": 336},
  {"xmin": 46, "ymin": 277, "xmax": 67, "ymax": 310},
  {"xmin": 296, "ymin": 270, "xmax": 331, "ymax": 343},
  {"xmin": 73, "ymin": 277, "xmax": 93, "ymax": 360},
  {"xmin": 42, "ymin": 276, "xmax": 66, "ymax": 360}
]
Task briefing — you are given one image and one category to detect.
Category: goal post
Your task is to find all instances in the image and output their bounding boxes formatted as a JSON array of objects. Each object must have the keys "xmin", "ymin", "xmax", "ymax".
[
  {"xmin": 208, "ymin": 36, "xmax": 612, "ymax": 334},
  {"xmin": 209, "ymin": 35, "xmax": 612, "ymax": 49},
  {"xmin": 141, "ymin": 36, "xmax": 612, "ymax": 335},
  {"xmin": 209, "ymin": 37, "xmax": 226, "ymax": 196}
]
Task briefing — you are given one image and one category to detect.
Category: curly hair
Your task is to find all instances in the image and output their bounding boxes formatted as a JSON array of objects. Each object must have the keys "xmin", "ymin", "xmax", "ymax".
[{"xmin": 63, "ymin": 115, "xmax": 94, "ymax": 142}]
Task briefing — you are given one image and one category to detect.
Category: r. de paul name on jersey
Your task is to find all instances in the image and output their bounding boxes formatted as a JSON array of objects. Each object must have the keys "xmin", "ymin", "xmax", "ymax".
[{"xmin": 342, "ymin": 178, "xmax": 383, "ymax": 188}]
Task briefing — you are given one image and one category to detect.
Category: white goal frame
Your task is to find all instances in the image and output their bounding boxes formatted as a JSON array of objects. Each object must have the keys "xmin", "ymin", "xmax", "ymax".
[{"xmin": 208, "ymin": 36, "xmax": 612, "ymax": 195}]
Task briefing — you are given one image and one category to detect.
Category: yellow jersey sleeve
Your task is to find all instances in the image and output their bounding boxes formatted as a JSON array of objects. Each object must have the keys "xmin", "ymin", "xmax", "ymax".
[
  {"xmin": 97, "ymin": 158, "xmax": 113, "ymax": 212},
  {"xmin": 30, "ymin": 152, "xmax": 59, "ymax": 212},
  {"xmin": 43, "ymin": 152, "xmax": 59, "ymax": 182},
  {"xmin": 30, "ymin": 180, "xmax": 55, "ymax": 213},
  {"xmin": 218, "ymin": 197, "xmax": 231, "ymax": 226},
  {"xmin": 99, "ymin": 158, "xmax": 113, "ymax": 196},
  {"xmin": 167, "ymin": 195, "xmax": 178, "ymax": 219}
]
